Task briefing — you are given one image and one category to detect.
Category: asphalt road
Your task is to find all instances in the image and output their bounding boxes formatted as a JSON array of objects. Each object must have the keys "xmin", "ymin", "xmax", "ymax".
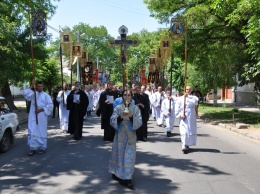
[{"xmin": 0, "ymin": 115, "xmax": 260, "ymax": 194}]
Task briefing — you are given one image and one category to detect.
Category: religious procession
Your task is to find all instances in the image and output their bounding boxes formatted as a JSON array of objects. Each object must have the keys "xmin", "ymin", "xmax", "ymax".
[
  {"xmin": 1, "ymin": 1, "xmax": 260, "ymax": 193},
  {"xmin": 19, "ymin": 14, "xmax": 200, "ymax": 190}
]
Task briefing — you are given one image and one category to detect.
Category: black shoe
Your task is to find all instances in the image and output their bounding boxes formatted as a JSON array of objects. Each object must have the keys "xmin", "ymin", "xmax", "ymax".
[
  {"xmin": 112, "ymin": 174, "xmax": 120, "ymax": 181},
  {"xmin": 125, "ymin": 179, "xmax": 134, "ymax": 190},
  {"xmin": 159, "ymin": 124, "xmax": 163, "ymax": 127},
  {"xmin": 28, "ymin": 150, "xmax": 36, "ymax": 156},
  {"xmin": 38, "ymin": 149, "xmax": 46, "ymax": 154},
  {"xmin": 182, "ymin": 149, "xmax": 188, "ymax": 154},
  {"xmin": 142, "ymin": 137, "xmax": 147, "ymax": 142},
  {"xmin": 120, "ymin": 179, "xmax": 134, "ymax": 190},
  {"xmin": 167, "ymin": 132, "xmax": 171, "ymax": 137}
]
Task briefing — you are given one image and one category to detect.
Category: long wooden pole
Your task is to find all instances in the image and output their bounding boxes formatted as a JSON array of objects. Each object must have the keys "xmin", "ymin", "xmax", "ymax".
[
  {"xmin": 183, "ymin": 19, "xmax": 188, "ymax": 117},
  {"xmin": 28, "ymin": 8, "xmax": 38, "ymax": 124},
  {"xmin": 70, "ymin": 56, "xmax": 73, "ymax": 87},
  {"xmin": 169, "ymin": 51, "xmax": 174, "ymax": 113},
  {"xmin": 60, "ymin": 44, "xmax": 65, "ymax": 104}
]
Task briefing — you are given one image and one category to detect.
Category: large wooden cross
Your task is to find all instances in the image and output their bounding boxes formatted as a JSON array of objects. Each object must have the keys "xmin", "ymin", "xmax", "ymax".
[{"xmin": 109, "ymin": 25, "xmax": 138, "ymax": 89}]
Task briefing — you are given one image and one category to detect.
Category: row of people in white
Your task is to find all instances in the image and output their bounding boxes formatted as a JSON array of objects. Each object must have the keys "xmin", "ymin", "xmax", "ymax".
[
  {"xmin": 57, "ymin": 84, "xmax": 104, "ymax": 132},
  {"xmin": 83, "ymin": 87, "xmax": 104, "ymax": 119},
  {"xmin": 145, "ymin": 85, "xmax": 198, "ymax": 154}
]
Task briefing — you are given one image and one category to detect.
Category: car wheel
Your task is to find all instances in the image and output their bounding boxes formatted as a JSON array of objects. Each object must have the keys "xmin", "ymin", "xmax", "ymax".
[{"xmin": 0, "ymin": 130, "xmax": 11, "ymax": 153}]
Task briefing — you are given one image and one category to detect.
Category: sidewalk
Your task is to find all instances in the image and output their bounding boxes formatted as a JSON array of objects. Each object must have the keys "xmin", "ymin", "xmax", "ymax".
[
  {"xmin": 207, "ymin": 99, "xmax": 260, "ymax": 113},
  {"xmin": 13, "ymin": 98, "xmax": 260, "ymax": 142}
]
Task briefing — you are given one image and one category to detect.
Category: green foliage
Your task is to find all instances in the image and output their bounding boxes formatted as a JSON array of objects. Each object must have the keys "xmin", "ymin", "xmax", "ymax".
[
  {"xmin": 165, "ymin": 57, "xmax": 184, "ymax": 92},
  {"xmin": 0, "ymin": 0, "xmax": 59, "ymax": 92},
  {"xmin": 68, "ymin": 23, "xmax": 122, "ymax": 85},
  {"xmin": 199, "ymin": 104, "xmax": 260, "ymax": 126},
  {"xmin": 126, "ymin": 30, "xmax": 162, "ymax": 83},
  {"xmin": 144, "ymin": 0, "xmax": 260, "ymax": 91}
]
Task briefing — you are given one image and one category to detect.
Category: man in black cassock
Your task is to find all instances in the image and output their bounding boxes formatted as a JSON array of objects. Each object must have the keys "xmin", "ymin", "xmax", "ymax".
[
  {"xmin": 67, "ymin": 81, "xmax": 89, "ymax": 140},
  {"xmin": 133, "ymin": 86, "xmax": 149, "ymax": 142},
  {"xmin": 140, "ymin": 85, "xmax": 150, "ymax": 139},
  {"xmin": 96, "ymin": 82, "xmax": 118, "ymax": 142}
]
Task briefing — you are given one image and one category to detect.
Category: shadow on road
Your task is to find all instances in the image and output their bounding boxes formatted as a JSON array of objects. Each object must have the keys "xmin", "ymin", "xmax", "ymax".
[{"xmin": 0, "ymin": 115, "xmax": 230, "ymax": 193}]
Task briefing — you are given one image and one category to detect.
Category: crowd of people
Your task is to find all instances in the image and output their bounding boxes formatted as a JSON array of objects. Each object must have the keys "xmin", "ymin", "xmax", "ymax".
[{"xmin": 24, "ymin": 80, "xmax": 201, "ymax": 190}]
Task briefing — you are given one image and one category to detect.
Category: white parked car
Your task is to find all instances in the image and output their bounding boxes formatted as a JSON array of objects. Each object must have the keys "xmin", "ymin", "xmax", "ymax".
[{"xmin": 0, "ymin": 96, "xmax": 19, "ymax": 153}]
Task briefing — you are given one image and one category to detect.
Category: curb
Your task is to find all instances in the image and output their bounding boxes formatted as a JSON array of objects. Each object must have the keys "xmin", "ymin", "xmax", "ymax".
[{"xmin": 207, "ymin": 121, "xmax": 260, "ymax": 142}]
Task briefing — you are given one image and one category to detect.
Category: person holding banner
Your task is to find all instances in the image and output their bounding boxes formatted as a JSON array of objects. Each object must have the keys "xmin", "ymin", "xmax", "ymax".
[
  {"xmin": 175, "ymin": 86, "xmax": 198, "ymax": 154},
  {"xmin": 24, "ymin": 81, "xmax": 53, "ymax": 156}
]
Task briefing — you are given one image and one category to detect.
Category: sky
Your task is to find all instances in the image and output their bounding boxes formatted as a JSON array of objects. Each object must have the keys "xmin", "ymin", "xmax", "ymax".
[{"xmin": 47, "ymin": 0, "xmax": 165, "ymax": 39}]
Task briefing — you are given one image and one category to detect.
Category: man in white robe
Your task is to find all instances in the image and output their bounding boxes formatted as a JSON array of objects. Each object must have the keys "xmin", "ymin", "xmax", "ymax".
[
  {"xmin": 89, "ymin": 86, "xmax": 95, "ymax": 112},
  {"xmin": 24, "ymin": 81, "xmax": 53, "ymax": 156},
  {"xmin": 151, "ymin": 86, "xmax": 166, "ymax": 126},
  {"xmin": 161, "ymin": 90, "xmax": 176, "ymax": 137},
  {"xmin": 93, "ymin": 88, "xmax": 99, "ymax": 110},
  {"xmin": 56, "ymin": 83, "xmax": 70, "ymax": 133},
  {"xmin": 145, "ymin": 85, "xmax": 153, "ymax": 118},
  {"xmin": 150, "ymin": 88, "xmax": 157, "ymax": 120},
  {"xmin": 85, "ymin": 86, "xmax": 93, "ymax": 116},
  {"xmin": 175, "ymin": 86, "xmax": 198, "ymax": 154}
]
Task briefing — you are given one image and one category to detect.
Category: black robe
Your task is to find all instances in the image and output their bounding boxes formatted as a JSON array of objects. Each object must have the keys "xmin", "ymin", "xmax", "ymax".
[
  {"xmin": 67, "ymin": 90, "xmax": 89, "ymax": 140},
  {"xmin": 96, "ymin": 89, "xmax": 118, "ymax": 141},
  {"xmin": 133, "ymin": 93, "xmax": 150, "ymax": 140}
]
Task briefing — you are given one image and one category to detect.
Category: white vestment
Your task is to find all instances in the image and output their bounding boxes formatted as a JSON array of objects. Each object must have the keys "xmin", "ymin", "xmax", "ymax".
[
  {"xmin": 145, "ymin": 90, "xmax": 153, "ymax": 114},
  {"xmin": 89, "ymin": 89, "xmax": 94, "ymax": 110},
  {"xmin": 24, "ymin": 89, "xmax": 53, "ymax": 150},
  {"xmin": 86, "ymin": 91, "xmax": 93, "ymax": 111},
  {"xmin": 151, "ymin": 91, "xmax": 166, "ymax": 125},
  {"xmin": 56, "ymin": 90, "xmax": 70, "ymax": 131},
  {"xmin": 161, "ymin": 97, "xmax": 176, "ymax": 132},
  {"xmin": 175, "ymin": 95, "xmax": 198, "ymax": 148},
  {"xmin": 150, "ymin": 92, "xmax": 156, "ymax": 119},
  {"xmin": 93, "ymin": 90, "xmax": 100, "ymax": 107}
]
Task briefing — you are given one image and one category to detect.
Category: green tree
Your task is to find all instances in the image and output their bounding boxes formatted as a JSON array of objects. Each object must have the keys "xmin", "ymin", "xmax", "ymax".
[
  {"xmin": 0, "ymin": 0, "xmax": 59, "ymax": 108},
  {"xmin": 69, "ymin": 23, "xmax": 121, "ymax": 85},
  {"xmin": 126, "ymin": 30, "xmax": 164, "ymax": 86},
  {"xmin": 144, "ymin": 0, "xmax": 260, "ymax": 93}
]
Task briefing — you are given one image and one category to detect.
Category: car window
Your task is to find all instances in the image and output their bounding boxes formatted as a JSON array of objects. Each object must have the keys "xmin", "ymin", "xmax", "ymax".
[{"xmin": 0, "ymin": 100, "xmax": 11, "ymax": 115}]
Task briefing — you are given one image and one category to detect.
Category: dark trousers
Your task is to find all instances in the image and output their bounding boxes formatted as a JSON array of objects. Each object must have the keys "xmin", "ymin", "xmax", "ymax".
[
  {"xmin": 103, "ymin": 119, "xmax": 115, "ymax": 142},
  {"xmin": 136, "ymin": 118, "xmax": 148, "ymax": 140},
  {"xmin": 52, "ymin": 102, "xmax": 59, "ymax": 118}
]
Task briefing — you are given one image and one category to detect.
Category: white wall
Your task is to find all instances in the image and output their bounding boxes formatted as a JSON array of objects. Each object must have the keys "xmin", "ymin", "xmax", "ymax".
[{"xmin": 10, "ymin": 85, "xmax": 24, "ymax": 96}]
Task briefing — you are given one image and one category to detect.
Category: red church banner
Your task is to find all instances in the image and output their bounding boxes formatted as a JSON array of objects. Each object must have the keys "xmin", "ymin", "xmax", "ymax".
[
  {"xmin": 93, "ymin": 68, "xmax": 98, "ymax": 83},
  {"xmin": 140, "ymin": 69, "xmax": 147, "ymax": 85}
]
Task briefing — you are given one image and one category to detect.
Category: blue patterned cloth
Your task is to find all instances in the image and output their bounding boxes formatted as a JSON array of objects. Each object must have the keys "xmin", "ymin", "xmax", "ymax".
[{"xmin": 109, "ymin": 103, "xmax": 142, "ymax": 180}]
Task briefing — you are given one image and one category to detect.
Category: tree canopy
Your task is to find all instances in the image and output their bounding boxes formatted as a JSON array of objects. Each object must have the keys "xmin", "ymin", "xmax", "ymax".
[
  {"xmin": 0, "ymin": 0, "xmax": 60, "ymax": 90},
  {"xmin": 144, "ymin": 0, "xmax": 260, "ymax": 91}
]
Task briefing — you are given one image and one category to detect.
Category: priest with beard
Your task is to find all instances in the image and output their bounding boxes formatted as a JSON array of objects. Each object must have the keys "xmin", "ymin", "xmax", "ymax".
[
  {"xmin": 67, "ymin": 81, "xmax": 89, "ymax": 140},
  {"xmin": 96, "ymin": 82, "xmax": 119, "ymax": 141}
]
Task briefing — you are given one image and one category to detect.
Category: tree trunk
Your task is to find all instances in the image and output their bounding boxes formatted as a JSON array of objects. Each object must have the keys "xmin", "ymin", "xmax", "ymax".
[
  {"xmin": 213, "ymin": 86, "xmax": 218, "ymax": 106},
  {"xmin": 0, "ymin": 81, "xmax": 17, "ymax": 110}
]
